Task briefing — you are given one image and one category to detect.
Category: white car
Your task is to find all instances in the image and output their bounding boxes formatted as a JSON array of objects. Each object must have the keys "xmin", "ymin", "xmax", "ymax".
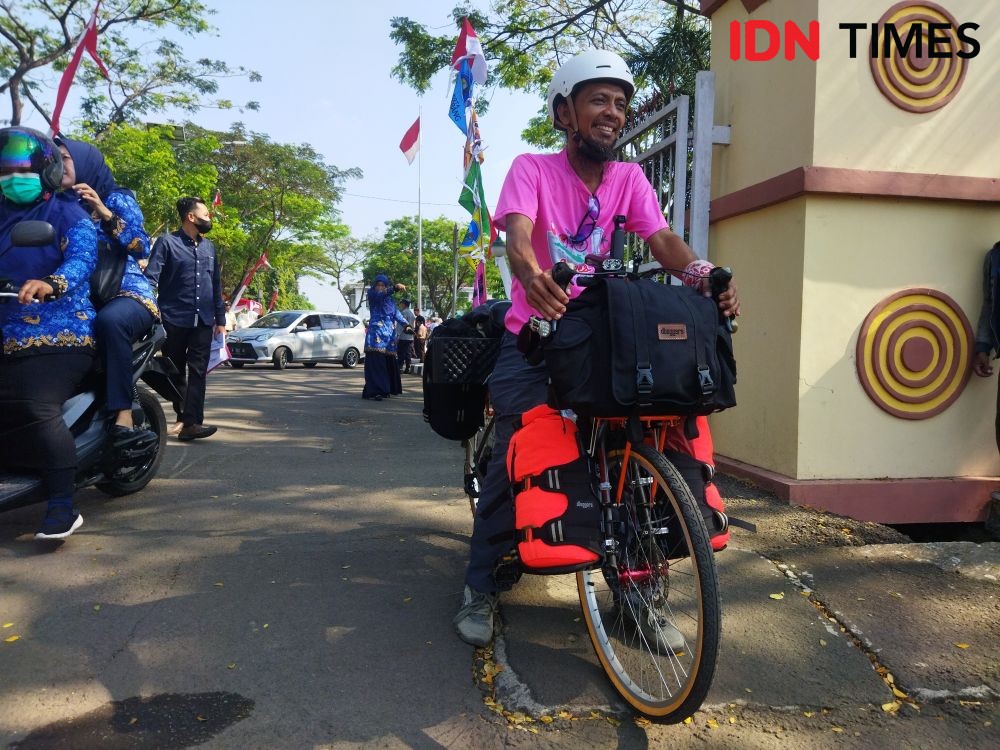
[{"xmin": 225, "ymin": 311, "xmax": 365, "ymax": 370}]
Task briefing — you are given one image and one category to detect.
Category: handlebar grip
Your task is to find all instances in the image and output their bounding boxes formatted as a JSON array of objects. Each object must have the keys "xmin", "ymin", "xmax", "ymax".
[
  {"xmin": 709, "ymin": 266, "xmax": 736, "ymax": 334},
  {"xmin": 551, "ymin": 261, "xmax": 575, "ymax": 289}
]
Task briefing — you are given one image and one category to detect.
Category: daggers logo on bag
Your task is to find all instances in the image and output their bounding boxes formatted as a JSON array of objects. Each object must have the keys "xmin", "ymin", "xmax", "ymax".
[{"xmin": 658, "ymin": 323, "xmax": 687, "ymax": 341}]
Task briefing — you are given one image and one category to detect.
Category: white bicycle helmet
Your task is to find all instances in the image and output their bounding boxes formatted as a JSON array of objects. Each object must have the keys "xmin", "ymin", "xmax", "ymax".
[{"xmin": 547, "ymin": 49, "xmax": 635, "ymax": 131}]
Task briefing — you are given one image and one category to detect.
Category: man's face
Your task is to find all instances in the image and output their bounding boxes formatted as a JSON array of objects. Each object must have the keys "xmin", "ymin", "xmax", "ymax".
[
  {"xmin": 58, "ymin": 145, "xmax": 76, "ymax": 187},
  {"xmin": 559, "ymin": 81, "xmax": 628, "ymax": 151},
  {"xmin": 187, "ymin": 202, "xmax": 211, "ymax": 225}
]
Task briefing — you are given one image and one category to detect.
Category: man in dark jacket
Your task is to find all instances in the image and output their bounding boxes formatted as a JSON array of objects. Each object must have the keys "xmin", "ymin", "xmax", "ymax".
[{"xmin": 144, "ymin": 197, "xmax": 226, "ymax": 440}]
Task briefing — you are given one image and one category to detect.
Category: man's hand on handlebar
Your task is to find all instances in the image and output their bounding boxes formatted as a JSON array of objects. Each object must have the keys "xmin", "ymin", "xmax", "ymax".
[
  {"xmin": 715, "ymin": 277, "xmax": 740, "ymax": 319},
  {"xmin": 528, "ymin": 270, "xmax": 570, "ymax": 320},
  {"xmin": 18, "ymin": 279, "xmax": 54, "ymax": 304}
]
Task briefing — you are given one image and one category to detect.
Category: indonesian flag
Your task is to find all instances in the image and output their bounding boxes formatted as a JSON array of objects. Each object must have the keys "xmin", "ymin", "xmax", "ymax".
[
  {"xmin": 50, "ymin": 1, "xmax": 109, "ymax": 136},
  {"xmin": 399, "ymin": 117, "xmax": 420, "ymax": 165},
  {"xmin": 268, "ymin": 290, "xmax": 279, "ymax": 312},
  {"xmin": 231, "ymin": 252, "xmax": 273, "ymax": 308},
  {"xmin": 451, "ymin": 18, "xmax": 487, "ymax": 85},
  {"xmin": 212, "ymin": 189, "xmax": 222, "ymax": 207}
]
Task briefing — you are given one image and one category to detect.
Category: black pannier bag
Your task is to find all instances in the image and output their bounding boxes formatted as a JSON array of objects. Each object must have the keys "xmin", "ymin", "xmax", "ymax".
[
  {"xmin": 542, "ymin": 277, "xmax": 736, "ymax": 417},
  {"xmin": 422, "ymin": 301, "xmax": 510, "ymax": 441}
]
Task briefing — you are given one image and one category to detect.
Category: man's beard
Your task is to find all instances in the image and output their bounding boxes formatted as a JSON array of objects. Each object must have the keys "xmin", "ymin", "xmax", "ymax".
[{"xmin": 571, "ymin": 130, "xmax": 616, "ymax": 163}]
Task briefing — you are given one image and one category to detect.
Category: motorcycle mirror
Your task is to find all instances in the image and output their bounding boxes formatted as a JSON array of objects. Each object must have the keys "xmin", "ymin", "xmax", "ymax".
[{"xmin": 11, "ymin": 220, "xmax": 55, "ymax": 247}]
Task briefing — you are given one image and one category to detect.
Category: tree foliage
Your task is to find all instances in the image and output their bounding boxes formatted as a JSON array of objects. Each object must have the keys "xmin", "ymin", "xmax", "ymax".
[
  {"xmin": 0, "ymin": 1, "xmax": 258, "ymax": 131},
  {"xmin": 70, "ymin": 122, "xmax": 361, "ymax": 312},
  {"xmin": 390, "ymin": 1, "xmax": 709, "ymax": 148},
  {"xmin": 362, "ymin": 216, "xmax": 477, "ymax": 317}
]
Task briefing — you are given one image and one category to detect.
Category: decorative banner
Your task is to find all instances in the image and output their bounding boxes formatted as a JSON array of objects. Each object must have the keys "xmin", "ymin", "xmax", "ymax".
[
  {"xmin": 869, "ymin": 2, "xmax": 970, "ymax": 113},
  {"xmin": 856, "ymin": 288, "xmax": 973, "ymax": 420}
]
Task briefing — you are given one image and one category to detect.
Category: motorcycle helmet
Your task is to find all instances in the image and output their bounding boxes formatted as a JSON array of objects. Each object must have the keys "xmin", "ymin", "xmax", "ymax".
[{"xmin": 0, "ymin": 127, "xmax": 64, "ymax": 191}]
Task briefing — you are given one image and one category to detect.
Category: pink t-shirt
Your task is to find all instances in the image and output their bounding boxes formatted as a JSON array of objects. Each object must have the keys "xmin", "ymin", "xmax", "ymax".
[{"xmin": 494, "ymin": 150, "xmax": 669, "ymax": 334}]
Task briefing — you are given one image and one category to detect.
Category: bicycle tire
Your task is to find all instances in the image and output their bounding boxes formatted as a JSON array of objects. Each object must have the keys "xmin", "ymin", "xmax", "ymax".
[{"xmin": 577, "ymin": 442, "xmax": 721, "ymax": 721}]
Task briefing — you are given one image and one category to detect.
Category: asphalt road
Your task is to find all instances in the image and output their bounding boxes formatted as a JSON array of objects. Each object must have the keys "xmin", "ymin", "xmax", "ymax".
[{"xmin": 1, "ymin": 365, "xmax": 998, "ymax": 749}]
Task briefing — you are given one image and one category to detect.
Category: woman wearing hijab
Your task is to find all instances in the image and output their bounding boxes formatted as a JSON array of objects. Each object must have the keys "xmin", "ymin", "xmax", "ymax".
[
  {"xmin": 0, "ymin": 127, "xmax": 97, "ymax": 539},
  {"xmin": 56, "ymin": 137, "xmax": 158, "ymax": 439},
  {"xmin": 362, "ymin": 274, "xmax": 409, "ymax": 401}
]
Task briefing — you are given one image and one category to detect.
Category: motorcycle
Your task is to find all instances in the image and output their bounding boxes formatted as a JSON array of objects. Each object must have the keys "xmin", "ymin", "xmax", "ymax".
[{"xmin": 0, "ymin": 220, "xmax": 183, "ymax": 513}]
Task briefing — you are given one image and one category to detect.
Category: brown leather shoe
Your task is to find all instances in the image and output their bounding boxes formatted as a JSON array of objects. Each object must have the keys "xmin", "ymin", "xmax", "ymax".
[{"xmin": 177, "ymin": 424, "xmax": 217, "ymax": 441}]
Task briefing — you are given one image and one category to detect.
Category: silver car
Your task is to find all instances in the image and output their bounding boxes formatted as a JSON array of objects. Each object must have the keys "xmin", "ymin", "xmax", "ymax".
[{"xmin": 225, "ymin": 311, "xmax": 365, "ymax": 370}]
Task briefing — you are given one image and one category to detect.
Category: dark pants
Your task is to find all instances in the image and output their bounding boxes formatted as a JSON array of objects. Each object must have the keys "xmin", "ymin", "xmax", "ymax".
[
  {"xmin": 414, "ymin": 338, "xmax": 426, "ymax": 361},
  {"xmin": 162, "ymin": 321, "xmax": 213, "ymax": 426},
  {"xmin": 96, "ymin": 297, "xmax": 155, "ymax": 411},
  {"xmin": 397, "ymin": 339, "xmax": 414, "ymax": 372},
  {"xmin": 465, "ymin": 332, "xmax": 549, "ymax": 593},
  {"xmin": 0, "ymin": 352, "xmax": 94, "ymax": 498}
]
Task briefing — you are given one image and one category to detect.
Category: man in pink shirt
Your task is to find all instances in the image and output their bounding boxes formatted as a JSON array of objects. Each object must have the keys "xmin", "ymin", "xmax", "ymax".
[{"xmin": 454, "ymin": 50, "xmax": 740, "ymax": 648}]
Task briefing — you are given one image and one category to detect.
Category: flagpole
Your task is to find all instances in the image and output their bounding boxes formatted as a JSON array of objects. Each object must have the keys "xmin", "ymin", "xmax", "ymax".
[{"xmin": 417, "ymin": 105, "xmax": 423, "ymax": 314}]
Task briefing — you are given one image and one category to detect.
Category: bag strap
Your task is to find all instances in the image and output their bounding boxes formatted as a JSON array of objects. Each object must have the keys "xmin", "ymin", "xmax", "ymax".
[
  {"xmin": 677, "ymin": 292, "xmax": 715, "ymax": 406},
  {"xmin": 623, "ymin": 281, "xmax": 654, "ymax": 405}
]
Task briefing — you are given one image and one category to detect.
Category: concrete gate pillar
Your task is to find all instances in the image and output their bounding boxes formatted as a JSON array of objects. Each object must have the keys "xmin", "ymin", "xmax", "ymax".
[{"xmin": 699, "ymin": 0, "xmax": 1000, "ymax": 522}]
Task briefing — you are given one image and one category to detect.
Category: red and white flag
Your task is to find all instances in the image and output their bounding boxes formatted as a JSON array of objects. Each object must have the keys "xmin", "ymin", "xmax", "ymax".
[
  {"xmin": 399, "ymin": 117, "xmax": 420, "ymax": 165},
  {"xmin": 212, "ymin": 189, "xmax": 222, "ymax": 207},
  {"xmin": 50, "ymin": 1, "xmax": 109, "ymax": 136},
  {"xmin": 450, "ymin": 18, "xmax": 487, "ymax": 85},
  {"xmin": 231, "ymin": 252, "xmax": 272, "ymax": 308},
  {"xmin": 267, "ymin": 290, "xmax": 279, "ymax": 312}
]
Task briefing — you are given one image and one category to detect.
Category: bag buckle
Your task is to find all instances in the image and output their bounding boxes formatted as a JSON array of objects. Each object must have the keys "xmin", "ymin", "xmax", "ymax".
[
  {"xmin": 698, "ymin": 366, "xmax": 715, "ymax": 396},
  {"xmin": 636, "ymin": 366, "xmax": 654, "ymax": 397}
]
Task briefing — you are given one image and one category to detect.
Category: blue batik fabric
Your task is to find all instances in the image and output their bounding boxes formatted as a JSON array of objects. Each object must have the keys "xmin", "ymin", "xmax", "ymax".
[
  {"xmin": 99, "ymin": 190, "xmax": 158, "ymax": 319},
  {"xmin": 365, "ymin": 286, "xmax": 408, "ymax": 356},
  {"xmin": 0, "ymin": 193, "xmax": 98, "ymax": 356}
]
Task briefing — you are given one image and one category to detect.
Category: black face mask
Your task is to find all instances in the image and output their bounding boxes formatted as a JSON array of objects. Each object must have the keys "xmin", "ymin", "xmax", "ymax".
[{"xmin": 193, "ymin": 217, "xmax": 212, "ymax": 234}]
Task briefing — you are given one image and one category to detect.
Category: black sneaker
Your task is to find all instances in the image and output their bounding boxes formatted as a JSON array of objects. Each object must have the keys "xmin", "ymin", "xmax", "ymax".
[{"xmin": 35, "ymin": 510, "xmax": 83, "ymax": 540}]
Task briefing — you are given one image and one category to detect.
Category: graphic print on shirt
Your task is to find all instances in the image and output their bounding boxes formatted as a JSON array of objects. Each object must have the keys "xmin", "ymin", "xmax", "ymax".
[{"xmin": 546, "ymin": 224, "xmax": 606, "ymax": 266}]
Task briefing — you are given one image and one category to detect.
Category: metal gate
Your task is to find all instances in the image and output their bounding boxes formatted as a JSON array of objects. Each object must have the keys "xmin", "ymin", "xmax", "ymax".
[{"xmin": 614, "ymin": 71, "xmax": 729, "ymax": 265}]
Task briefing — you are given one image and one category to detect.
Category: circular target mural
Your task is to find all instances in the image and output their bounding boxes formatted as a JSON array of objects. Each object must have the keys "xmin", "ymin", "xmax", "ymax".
[
  {"xmin": 856, "ymin": 288, "xmax": 973, "ymax": 419},
  {"xmin": 869, "ymin": 2, "xmax": 970, "ymax": 113}
]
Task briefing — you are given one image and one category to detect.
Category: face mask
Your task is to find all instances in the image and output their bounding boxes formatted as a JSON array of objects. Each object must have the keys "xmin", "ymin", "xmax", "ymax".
[
  {"xmin": 0, "ymin": 173, "xmax": 43, "ymax": 204},
  {"xmin": 194, "ymin": 217, "xmax": 212, "ymax": 234}
]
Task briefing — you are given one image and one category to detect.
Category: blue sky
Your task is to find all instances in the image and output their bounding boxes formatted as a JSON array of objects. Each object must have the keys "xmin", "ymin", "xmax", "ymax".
[{"xmin": 17, "ymin": 1, "xmax": 546, "ymax": 309}]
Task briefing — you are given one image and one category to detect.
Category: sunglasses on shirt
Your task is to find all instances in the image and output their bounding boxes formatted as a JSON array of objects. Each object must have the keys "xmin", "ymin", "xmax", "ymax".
[{"xmin": 568, "ymin": 193, "xmax": 600, "ymax": 245}]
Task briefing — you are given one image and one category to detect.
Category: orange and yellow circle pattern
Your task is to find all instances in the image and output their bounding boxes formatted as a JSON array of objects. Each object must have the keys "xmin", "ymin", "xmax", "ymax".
[
  {"xmin": 856, "ymin": 288, "xmax": 972, "ymax": 419},
  {"xmin": 869, "ymin": 2, "xmax": 970, "ymax": 113}
]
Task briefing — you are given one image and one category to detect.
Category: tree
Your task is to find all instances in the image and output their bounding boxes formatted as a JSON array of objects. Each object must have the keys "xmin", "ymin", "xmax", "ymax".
[
  {"xmin": 362, "ymin": 216, "xmax": 476, "ymax": 317},
  {"xmin": 389, "ymin": 1, "xmax": 710, "ymax": 148},
  {"xmin": 0, "ymin": 1, "xmax": 258, "ymax": 130}
]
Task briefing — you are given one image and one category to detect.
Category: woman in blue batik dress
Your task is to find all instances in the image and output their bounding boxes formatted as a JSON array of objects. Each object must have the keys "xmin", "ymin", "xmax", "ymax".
[
  {"xmin": 56, "ymin": 137, "xmax": 159, "ymax": 439},
  {"xmin": 362, "ymin": 274, "xmax": 409, "ymax": 401},
  {"xmin": 0, "ymin": 127, "xmax": 98, "ymax": 540}
]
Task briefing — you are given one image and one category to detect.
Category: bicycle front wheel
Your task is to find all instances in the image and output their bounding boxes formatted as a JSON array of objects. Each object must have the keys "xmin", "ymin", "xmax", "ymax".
[{"xmin": 577, "ymin": 442, "xmax": 721, "ymax": 722}]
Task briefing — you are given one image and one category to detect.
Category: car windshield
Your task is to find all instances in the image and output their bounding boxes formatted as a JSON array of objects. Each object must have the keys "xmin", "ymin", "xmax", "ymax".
[{"xmin": 249, "ymin": 312, "xmax": 300, "ymax": 329}]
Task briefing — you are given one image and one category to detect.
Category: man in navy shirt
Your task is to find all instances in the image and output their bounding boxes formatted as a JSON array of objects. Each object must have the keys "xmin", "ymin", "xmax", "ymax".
[{"xmin": 145, "ymin": 196, "xmax": 226, "ymax": 440}]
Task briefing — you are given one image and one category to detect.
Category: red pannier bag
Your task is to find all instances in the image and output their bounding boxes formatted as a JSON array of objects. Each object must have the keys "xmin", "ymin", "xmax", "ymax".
[{"xmin": 506, "ymin": 405, "xmax": 602, "ymax": 574}]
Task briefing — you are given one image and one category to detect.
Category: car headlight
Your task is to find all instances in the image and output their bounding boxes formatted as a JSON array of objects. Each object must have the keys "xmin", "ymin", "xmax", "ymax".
[{"xmin": 250, "ymin": 333, "xmax": 270, "ymax": 342}]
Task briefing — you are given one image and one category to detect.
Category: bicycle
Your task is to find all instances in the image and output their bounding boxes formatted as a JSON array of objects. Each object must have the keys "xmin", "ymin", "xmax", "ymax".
[{"xmin": 485, "ymin": 218, "xmax": 731, "ymax": 721}]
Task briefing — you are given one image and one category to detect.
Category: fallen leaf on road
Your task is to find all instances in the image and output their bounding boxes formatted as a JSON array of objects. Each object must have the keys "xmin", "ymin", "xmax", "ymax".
[
  {"xmin": 745, "ymin": 688, "xmax": 753, "ymax": 693},
  {"xmin": 227, "ymin": 663, "xmax": 236, "ymax": 670},
  {"xmin": 819, "ymin": 639, "xmax": 827, "ymax": 647},
  {"xmin": 891, "ymin": 686, "xmax": 908, "ymax": 699},
  {"xmin": 4, "ymin": 635, "xmax": 20, "ymax": 643},
  {"xmin": 2, "ymin": 623, "xmax": 12, "ymax": 629},
  {"xmin": 341, "ymin": 565, "xmax": 351, "ymax": 570},
  {"xmin": 683, "ymin": 717, "xmax": 693, "ymax": 725},
  {"xmin": 985, "ymin": 721, "xmax": 993, "ymax": 727},
  {"xmin": 891, "ymin": 592, "xmax": 903, "ymax": 598},
  {"xmin": 882, "ymin": 701, "xmax": 901, "ymax": 714},
  {"xmin": 954, "ymin": 643, "xmax": 970, "ymax": 649},
  {"xmin": 707, "ymin": 719, "xmax": 719, "ymax": 729},
  {"xmin": 729, "ymin": 717, "xmax": 737, "ymax": 724},
  {"xmin": 557, "ymin": 710, "xmax": 573, "ymax": 720},
  {"xmin": 539, "ymin": 715, "xmax": 554, "ymax": 724},
  {"xmin": 93, "ymin": 605, "xmax": 101, "ymax": 612},
  {"xmin": 196, "ymin": 715, "xmax": 207, "ymax": 722},
  {"xmin": 606, "ymin": 717, "xmax": 621, "ymax": 728},
  {"xmin": 634, "ymin": 716, "xmax": 650, "ymax": 728},
  {"xmin": 803, "ymin": 712, "xmax": 814, "ymax": 718},
  {"xmin": 214, "ymin": 582, "xmax": 224, "ymax": 588},
  {"xmin": 263, "ymin": 624, "xmax": 269, "ymax": 629},
  {"xmin": 129, "ymin": 718, "xmax": 138, "ymax": 726},
  {"xmin": 831, "ymin": 727, "xmax": 844, "ymax": 733},
  {"xmin": 769, "ymin": 593, "xmax": 784, "ymax": 600},
  {"xmin": 403, "ymin": 597, "xmax": 413, "ymax": 603}
]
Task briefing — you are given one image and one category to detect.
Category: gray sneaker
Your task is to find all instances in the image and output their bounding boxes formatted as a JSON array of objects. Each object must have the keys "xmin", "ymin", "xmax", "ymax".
[
  {"xmin": 453, "ymin": 585, "xmax": 498, "ymax": 647},
  {"xmin": 623, "ymin": 595, "xmax": 686, "ymax": 653}
]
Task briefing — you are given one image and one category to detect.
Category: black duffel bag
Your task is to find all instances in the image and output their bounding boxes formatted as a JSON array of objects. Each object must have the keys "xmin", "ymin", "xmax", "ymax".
[{"xmin": 541, "ymin": 277, "xmax": 736, "ymax": 417}]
